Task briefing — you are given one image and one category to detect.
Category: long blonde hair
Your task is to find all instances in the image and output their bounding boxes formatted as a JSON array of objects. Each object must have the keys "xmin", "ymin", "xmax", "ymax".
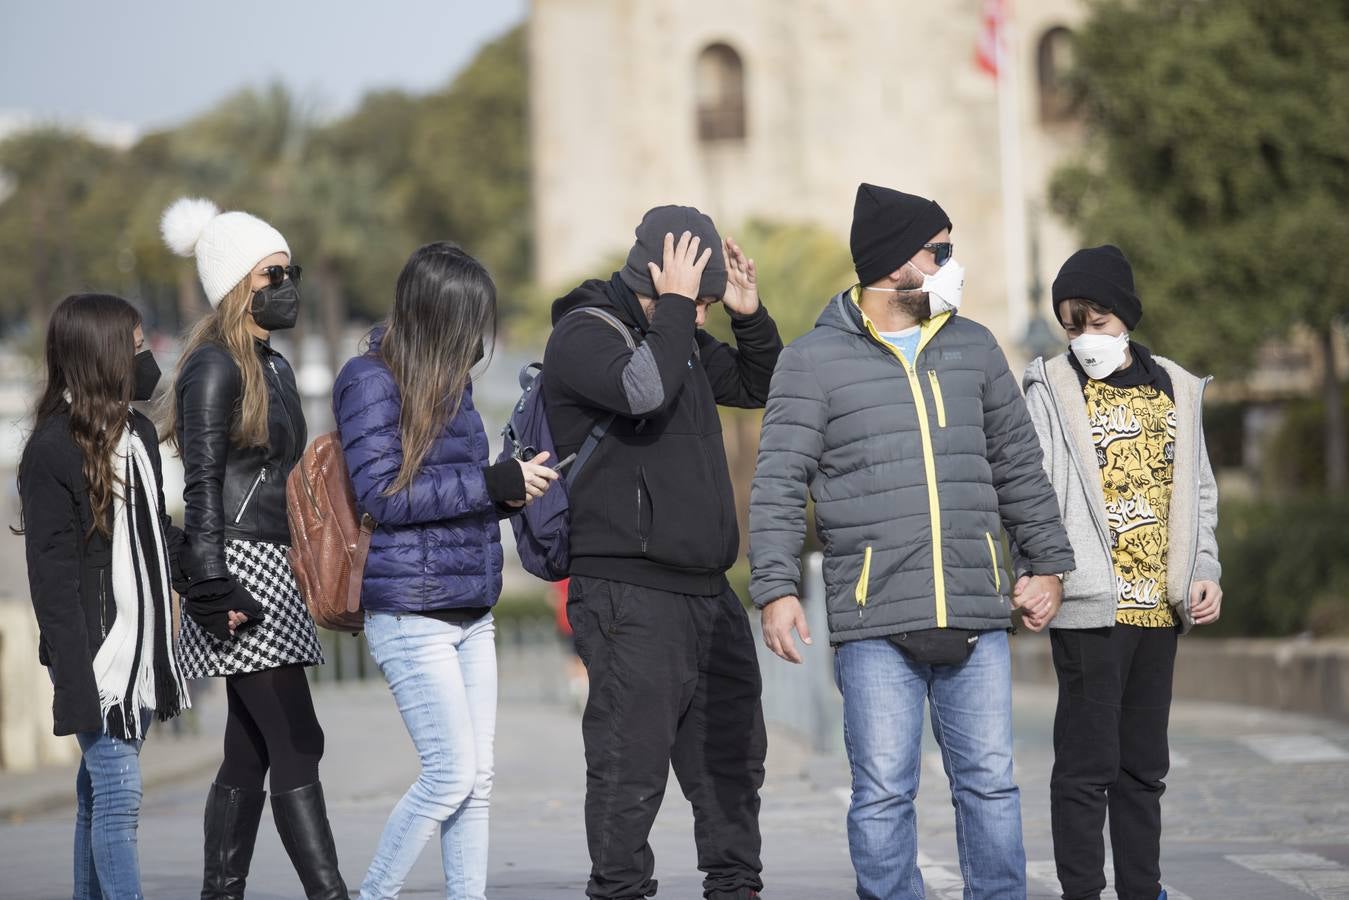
[{"xmin": 163, "ymin": 277, "xmax": 271, "ymax": 451}]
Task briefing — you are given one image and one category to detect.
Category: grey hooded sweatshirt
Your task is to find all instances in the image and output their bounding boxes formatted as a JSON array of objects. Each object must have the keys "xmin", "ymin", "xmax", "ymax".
[
  {"xmin": 1020, "ymin": 353, "xmax": 1221, "ymax": 633},
  {"xmin": 749, "ymin": 288, "xmax": 1075, "ymax": 643}
]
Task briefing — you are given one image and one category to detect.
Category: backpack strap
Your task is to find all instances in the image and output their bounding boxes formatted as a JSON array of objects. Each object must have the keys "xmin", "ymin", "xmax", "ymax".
[
  {"xmin": 568, "ymin": 306, "xmax": 637, "ymax": 350},
  {"xmin": 346, "ymin": 513, "xmax": 376, "ymax": 615},
  {"xmin": 563, "ymin": 307, "xmax": 637, "ymax": 485}
]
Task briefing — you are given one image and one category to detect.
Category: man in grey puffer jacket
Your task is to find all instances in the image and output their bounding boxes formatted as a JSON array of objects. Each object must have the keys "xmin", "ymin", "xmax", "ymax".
[{"xmin": 749, "ymin": 183, "xmax": 1075, "ymax": 899}]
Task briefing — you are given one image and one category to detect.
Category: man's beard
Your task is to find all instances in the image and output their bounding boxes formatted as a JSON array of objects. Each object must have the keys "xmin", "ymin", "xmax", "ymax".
[
  {"xmin": 888, "ymin": 268, "xmax": 930, "ymax": 319},
  {"xmin": 890, "ymin": 293, "xmax": 931, "ymax": 320}
]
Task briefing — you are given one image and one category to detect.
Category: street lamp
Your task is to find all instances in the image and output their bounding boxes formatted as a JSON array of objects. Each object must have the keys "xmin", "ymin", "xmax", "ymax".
[{"xmin": 1020, "ymin": 207, "xmax": 1062, "ymax": 362}]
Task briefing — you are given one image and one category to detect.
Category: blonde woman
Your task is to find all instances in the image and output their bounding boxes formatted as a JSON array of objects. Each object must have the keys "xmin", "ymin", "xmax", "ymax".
[{"xmin": 162, "ymin": 198, "xmax": 346, "ymax": 899}]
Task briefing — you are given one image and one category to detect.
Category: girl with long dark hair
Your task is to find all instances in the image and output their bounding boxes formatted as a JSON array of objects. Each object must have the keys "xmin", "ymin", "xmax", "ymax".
[
  {"xmin": 161, "ymin": 197, "xmax": 346, "ymax": 899},
  {"xmin": 333, "ymin": 242, "xmax": 558, "ymax": 899},
  {"xmin": 19, "ymin": 293, "xmax": 191, "ymax": 900}
]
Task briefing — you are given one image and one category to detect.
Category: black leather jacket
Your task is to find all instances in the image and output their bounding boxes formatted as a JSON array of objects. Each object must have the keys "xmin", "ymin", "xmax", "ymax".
[{"xmin": 175, "ymin": 339, "xmax": 307, "ymax": 585}]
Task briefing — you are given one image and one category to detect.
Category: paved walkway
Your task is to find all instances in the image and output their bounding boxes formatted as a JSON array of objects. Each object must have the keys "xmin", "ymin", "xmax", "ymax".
[{"xmin": 2, "ymin": 667, "xmax": 1349, "ymax": 898}]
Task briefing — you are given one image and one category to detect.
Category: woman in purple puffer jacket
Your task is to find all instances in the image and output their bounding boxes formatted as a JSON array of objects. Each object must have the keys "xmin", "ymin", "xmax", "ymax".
[{"xmin": 332, "ymin": 242, "xmax": 558, "ymax": 899}]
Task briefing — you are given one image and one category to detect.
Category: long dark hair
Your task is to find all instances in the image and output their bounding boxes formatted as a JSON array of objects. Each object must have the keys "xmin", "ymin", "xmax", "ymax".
[
  {"xmin": 22, "ymin": 294, "xmax": 142, "ymax": 538},
  {"xmin": 380, "ymin": 242, "xmax": 497, "ymax": 495}
]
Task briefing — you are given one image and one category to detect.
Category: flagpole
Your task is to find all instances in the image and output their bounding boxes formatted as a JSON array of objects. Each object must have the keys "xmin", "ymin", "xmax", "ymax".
[{"xmin": 996, "ymin": 3, "xmax": 1030, "ymax": 347}]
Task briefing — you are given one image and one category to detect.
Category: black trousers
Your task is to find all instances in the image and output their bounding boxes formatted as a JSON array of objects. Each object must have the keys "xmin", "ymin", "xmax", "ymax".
[
  {"xmin": 1050, "ymin": 625, "xmax": 1177, "ymax": 900},
  {"xmin": 216, "ymin": 664, "xmax": 326, "ymax": 793},
  {"xmin": 568, "ymin": 576, "xmax": 767, "ymax": 900}
]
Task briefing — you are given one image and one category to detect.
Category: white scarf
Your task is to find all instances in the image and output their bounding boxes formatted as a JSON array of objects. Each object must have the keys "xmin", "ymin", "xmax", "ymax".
[{"xmin": 91, "ymin": 424, "xmax": 191, "ymax": 739}]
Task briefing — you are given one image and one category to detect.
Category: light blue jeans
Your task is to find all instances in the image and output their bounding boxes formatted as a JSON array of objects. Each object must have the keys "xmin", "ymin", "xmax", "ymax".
[
  {"xmin": 360, "ymin": 610, "xmax": 497, "ymax": 900},
  {"xmin": 73, "ymin": 709, "xmax": 153, "ymax": 900},
  {"xmin": 835, "ymin": 630, "xmax": 1025, "ymax": 900}
]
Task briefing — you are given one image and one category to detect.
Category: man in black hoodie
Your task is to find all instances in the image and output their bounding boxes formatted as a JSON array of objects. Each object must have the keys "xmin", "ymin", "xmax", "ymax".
[{"xmin": 543, "ymin": 206, "xmax": 783, "ymax": 900}]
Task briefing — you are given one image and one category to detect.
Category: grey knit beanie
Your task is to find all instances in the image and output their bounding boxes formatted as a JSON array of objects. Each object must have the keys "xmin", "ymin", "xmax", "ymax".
[{"xmin": 619, "ymin": 205, "xmax": 728, "ymax": 299}]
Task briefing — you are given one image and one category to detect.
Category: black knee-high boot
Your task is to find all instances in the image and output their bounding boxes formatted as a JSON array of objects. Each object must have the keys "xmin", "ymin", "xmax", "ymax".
[
  {"xmin": 201, "ymin": 782, "xmax": 267, "ymax": 900},
  {"xmin": 271, "ymin": 782, "xmax": 348, "ymax": 899}
]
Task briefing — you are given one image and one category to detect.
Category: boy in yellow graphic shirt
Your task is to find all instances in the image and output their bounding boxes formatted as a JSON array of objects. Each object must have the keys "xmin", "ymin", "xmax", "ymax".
[
  {"xmin": 1088, "ymin": 375, "xmax": 1178, "ymax": 628},
  {"xmin": 1019, "ymin": 245, "xmax": 1223, "ymax": 900}
]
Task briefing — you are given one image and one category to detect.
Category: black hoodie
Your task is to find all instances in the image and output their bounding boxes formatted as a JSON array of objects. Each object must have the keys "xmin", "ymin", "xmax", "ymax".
[{"xmin": 542, "ymin": 273, "xmax": 783, "ymax": 595}]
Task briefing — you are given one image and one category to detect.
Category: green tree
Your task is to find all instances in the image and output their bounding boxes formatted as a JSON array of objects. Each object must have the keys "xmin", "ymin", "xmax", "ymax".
[
  {"xmin": 1050, "ymin": 0, "xmax": 1349, "ymax": 492},
  {"xmin": 0, "ymin": 27, "xmax": 533, "ymax": 359},
  {"xmin": 0, "ymin": 129, "xmax": 117, "ymax": 335},
  {"xmin": 306, "ymin": 88, "xmax": 423, "ymax": 321},
  {"xmin": 282, "ymin": 152, "xmax": 410, "ymax": 377},
  {"xmin": 402, "ymin": 26, "xmax": 531, "ymax": 316}
]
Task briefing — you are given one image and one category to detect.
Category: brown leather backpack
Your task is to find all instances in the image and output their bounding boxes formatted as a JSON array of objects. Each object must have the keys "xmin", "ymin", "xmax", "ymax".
[{"xmin": 286, "ymin": 431, "xmax": 374, "ymax": 634}]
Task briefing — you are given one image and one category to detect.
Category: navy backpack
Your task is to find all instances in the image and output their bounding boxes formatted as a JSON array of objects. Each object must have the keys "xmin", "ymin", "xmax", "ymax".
[{"xmin": 498, "ymin": 307, "xmax": 636, "ymax": 581}]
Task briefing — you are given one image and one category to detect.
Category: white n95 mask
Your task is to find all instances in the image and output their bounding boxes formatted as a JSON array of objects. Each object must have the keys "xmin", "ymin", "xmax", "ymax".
[
  {"xmin": 866, "ymin": 259, "xmax": 966, "ymax": 315},
  {"xmin": 911, "ymin": 258, "xmax": 965, "ymax": 315},
  {"xmin": 1070, "ymin": 330, "xmax": 1129, "ymax": 379}
]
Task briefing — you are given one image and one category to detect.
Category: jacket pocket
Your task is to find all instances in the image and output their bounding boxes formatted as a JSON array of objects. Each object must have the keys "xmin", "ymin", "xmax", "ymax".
[
  {"xmin": 985, "ymin": 532, "xmax": 1001, "ymax": 593},
  {"xmin": 97, "ymin": 567, "xmax": 112, "ymax": 639},
  {"xmin": 636, "ymin": 466, "xmax": 652, "ymax": 554},
  {"xmin": 927, "ymin": 370, "xmax": 947, "ymax": 428},
  {"xmin": 233, "ymin": 466, "xmax": 267, "ymax": 525},
  {"xmin": 700, "ymin": 442, "xmax": 730, "ymax": 557},
  {"xmin": 854, "ymin": 545, "xmax": 873, "ymax": 608}
]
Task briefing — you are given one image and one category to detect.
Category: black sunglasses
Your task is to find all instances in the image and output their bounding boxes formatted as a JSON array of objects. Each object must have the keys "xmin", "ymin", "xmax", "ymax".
[
  {"xmin": 259, "ymin": 264, "xmax": 302, "ymax": 288},
  {"xmin": 923, "ymin": 243, "xmax": 954, "ymax": 266}
]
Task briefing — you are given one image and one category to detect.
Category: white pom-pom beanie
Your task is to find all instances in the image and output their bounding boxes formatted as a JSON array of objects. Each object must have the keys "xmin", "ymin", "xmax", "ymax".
[{"xmin": 161, "ymin": 197, "xmax": 290, "ymax": 307}]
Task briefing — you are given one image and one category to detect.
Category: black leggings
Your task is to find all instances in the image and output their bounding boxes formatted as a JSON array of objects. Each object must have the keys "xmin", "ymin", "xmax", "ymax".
[{"xmin": 216, "ymin": 665, "xmax": 325, "ymax": 793}]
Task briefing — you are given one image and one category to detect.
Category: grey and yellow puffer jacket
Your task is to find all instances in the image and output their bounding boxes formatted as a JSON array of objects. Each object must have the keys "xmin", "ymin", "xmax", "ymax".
[{"xmin": 748, "ymin": 288, "xmax": 1075, "ymax": 643}]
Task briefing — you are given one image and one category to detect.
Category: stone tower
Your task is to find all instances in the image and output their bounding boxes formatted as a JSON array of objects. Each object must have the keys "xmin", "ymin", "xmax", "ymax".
[{"xmin": 530, "ymin": 0, "xmax": 1086, "ymax": 359}]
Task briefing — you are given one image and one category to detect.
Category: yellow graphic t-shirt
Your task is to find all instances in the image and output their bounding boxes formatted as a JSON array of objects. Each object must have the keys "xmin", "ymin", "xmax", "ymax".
[{"xmin": 1083, "ymin": 380, "xmax": 1178, "ymax": 627}]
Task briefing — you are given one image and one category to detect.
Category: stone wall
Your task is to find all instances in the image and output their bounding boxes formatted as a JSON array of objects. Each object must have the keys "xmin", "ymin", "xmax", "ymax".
[{"xmin": 1011, "ymin": 632, "xmax": 1349, "ymax": 724}]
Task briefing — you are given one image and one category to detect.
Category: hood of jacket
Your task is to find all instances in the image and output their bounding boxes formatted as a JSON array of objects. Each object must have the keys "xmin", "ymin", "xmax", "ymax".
[{"xmin": 550, "ymin": 273, "xmax": 647, "ymax": 332}]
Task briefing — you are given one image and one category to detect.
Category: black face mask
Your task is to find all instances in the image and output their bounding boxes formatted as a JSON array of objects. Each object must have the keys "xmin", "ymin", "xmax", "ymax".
[
  {"xmin": 133, "ymin": 349, "xmax": 161, "ymax": 401},
  {"xmin": 250, "ymin": 280, "xmax": 300, "ymax": 331}
]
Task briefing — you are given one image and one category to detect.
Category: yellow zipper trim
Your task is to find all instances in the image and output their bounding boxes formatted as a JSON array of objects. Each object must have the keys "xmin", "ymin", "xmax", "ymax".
[
  {"xmin": 927, "ymin": 370, "xmax": 947, "ymax": 428},
  {"xmin": 852, "ymin": 290, "xmax": 952, "ymax": 628},
  {"xmin": 855, "ymin": 545, "xmax": 873, "ymax": 607},
  {"xmin": 985, "ymin": 532, "xmax": 1000, "ymax": 593}
]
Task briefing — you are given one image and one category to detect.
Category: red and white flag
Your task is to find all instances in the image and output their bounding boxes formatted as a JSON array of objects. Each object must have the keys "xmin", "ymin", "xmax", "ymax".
[{"xmin": 975, "ymin": 0, "xmax": 1007, "ymax": 78}]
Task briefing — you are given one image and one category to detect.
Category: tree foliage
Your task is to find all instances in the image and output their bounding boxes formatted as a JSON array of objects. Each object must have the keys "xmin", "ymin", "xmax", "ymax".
[
  {"xmin": 0, "ymin": 25, "xmax": 529, "ymax": 339},
  {"xmin": 1050, "ymin": 0, "xmax": 1349, "ymax": 376}
]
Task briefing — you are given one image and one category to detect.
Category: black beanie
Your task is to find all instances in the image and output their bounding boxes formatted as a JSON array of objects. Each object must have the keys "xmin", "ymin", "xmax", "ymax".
[
  {"xmin": 850, "ymin": 183, "xmax": 953, "ymax": 286},
  {"xmin": 619, "ymin": 205, "xmax": 728, "ymax": 299},
  {"xmin": 1051, "ymin": 245, "xmax": 1142, "ymax": 329}
]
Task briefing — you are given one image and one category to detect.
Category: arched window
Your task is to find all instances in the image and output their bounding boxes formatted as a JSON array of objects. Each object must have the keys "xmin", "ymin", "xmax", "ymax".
[
  {"xmin": 696, "ymin": 43, "xmax": 747, "ymax": 142},
  {"xmin": 1037, "ymin": 26, "xmax": 1077, "ymax": 124}
]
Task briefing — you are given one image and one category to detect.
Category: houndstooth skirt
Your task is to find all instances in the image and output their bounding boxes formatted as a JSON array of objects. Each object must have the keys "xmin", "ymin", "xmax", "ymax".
[{"xmin": 177, "ymin": 539, "xmax": 325, "ymax": 678}]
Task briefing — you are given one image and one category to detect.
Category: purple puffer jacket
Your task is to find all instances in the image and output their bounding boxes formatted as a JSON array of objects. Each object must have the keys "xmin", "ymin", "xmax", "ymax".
[{"xmin": 332, "ymin": 338, "xmax": 503, "ymax": 613}]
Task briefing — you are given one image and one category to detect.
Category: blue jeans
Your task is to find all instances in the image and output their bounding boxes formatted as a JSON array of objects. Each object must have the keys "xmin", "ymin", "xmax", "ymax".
[
  {"xmin": 73, "ymin": 709, "xmax": 152, "ymax": 900},
  {"xmin": 360, "ymin": 611, "xmax": 497, "ymax": 900},
  {"xmin": 835, "ymin": 631, "xmax": 1025, "ymax": 900}
]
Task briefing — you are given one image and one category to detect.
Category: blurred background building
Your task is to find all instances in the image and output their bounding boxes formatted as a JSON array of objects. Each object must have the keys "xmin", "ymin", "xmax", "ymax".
[{"xmin": 531, "ymin": 0, "xmax": 1086, "ymax": 366}]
